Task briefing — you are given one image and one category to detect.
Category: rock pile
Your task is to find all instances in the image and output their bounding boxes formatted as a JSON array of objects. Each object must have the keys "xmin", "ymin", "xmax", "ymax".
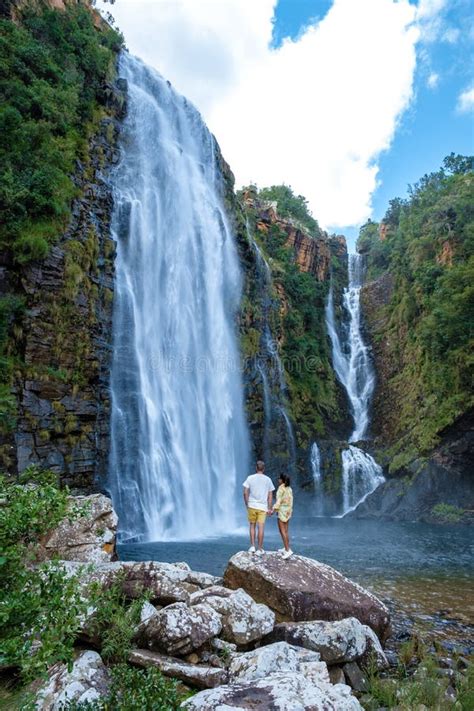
[{"xmin": 34, "ymin": 495, "xmax": 391, "ymax": 710}]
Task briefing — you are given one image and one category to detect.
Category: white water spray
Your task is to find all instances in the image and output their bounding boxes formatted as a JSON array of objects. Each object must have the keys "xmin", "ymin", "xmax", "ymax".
[
  {"xmin": 326, "ymin": 253, "xmax": 384, "ymax": 514},
  {"xmin": 108, "ymin": 55, "xmax": 249, "ymax": 541}
]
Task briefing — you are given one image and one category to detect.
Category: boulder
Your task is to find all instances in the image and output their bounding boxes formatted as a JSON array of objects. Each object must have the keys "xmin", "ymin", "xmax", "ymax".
[
  {"xmin": 228, "ymin": 642, "xmax": 327, "ymax": 684},
  {"xmin": 37, "ymin": 494, "xmax": 117, "ymax": 564},
  {"xmin": 186, "ymin": 570, "xmax": 223, "ymax": 588},
  {"xmin": 190, "ymin": 586, "xmax": 275, "ymax": 645},
  {"xmin": 129, "ymin": 649, "xmax": 227, "ymax": 689},
  {"xmin": 181, "ymin": 672, "xmax": 362, "ymax": 710},
  {"xmin": 343, "ymin": 662, "xmax": 368, "ymax": 692},
  {"xmin": 224, "ymin": 552, "xmax": 391, "ymax": 641},
  {"xmin": 264, "ymin": 617, "xmax": 387, "ymax": 667},
  {"xmin": 142, "ymin": 602, "xmax": 222, "ymax": 655},
  {"xmin": 35, "ymin": 650, "xmax": 110, "ymax": 710},
  {"xmin": 58, "ymin": 560, "xmax": 193, "ymax": 606}
]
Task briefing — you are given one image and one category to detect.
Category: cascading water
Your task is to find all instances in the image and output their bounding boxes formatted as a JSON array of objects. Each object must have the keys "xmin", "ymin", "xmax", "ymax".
[
  {"xmin": 310, "ymin": 442, "xmax": 321, "ymax": 484},
  {"xmin": 326, "ymin": 253, "xmax": 384, "ymax": 515},
  {"xmin": 250, "ymin": 235, "xmax": 296, "ymax": 474},
  {"xmin": 108, "ymin": 54, "xmax": 250, "ymax": 542}
]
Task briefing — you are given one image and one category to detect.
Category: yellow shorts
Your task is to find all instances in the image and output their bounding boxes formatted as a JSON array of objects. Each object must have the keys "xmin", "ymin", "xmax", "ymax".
[{"xmin": 247, "ymin": 507, "xmax": 267, "ymax": 524}]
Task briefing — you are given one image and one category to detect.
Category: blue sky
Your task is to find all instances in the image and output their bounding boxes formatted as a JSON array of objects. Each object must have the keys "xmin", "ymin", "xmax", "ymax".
[{"xmin": 272, "ymin": 0, "xmax": 473, "ymax": 243}]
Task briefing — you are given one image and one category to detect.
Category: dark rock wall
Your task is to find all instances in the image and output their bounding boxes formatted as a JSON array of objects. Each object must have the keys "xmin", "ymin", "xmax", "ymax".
[{"xmin": 2, "ymin": 80, "xmax": 127, "ymax": 490}]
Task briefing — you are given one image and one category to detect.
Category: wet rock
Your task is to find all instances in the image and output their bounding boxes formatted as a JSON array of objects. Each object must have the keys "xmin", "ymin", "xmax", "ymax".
[
  {"xmin": 224, "ymin": 552, "xmax": 391, "ymax": 641},
  {"xmin": 265, "ymin": 616, "xmax": 387, "ymax": 667},
  {"xmin": 141, "ymin": 602, "xmax": 222, "ymax": 656},
  {"xmin": 36, "ymin": 494, "xmax": 117, "ymax": 564},
  {"xmin": 129, "ymin": 649, "xmax": 227, "ymax": 689},
  {"xmin": 190, "ymin": 585, "xmax": 275, "ymax": 645},
  {"xmin": 35, "ymin": 650, "xmax": 110, "ymax": 710},
  {"xmin": 343, "ymin": 662, "xmax": 368, "ymax": 692},
  {"xmin": 181, "ymin": 671, "xmax": 362, "ymax": 710}
]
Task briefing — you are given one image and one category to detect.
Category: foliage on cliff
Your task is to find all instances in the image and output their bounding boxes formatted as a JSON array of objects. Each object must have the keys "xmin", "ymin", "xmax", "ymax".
[
  {"xmin": 257, "ymin": 184, "xmax": 320, "ymax": 234},
  {"xmin": 0, "ymin": 1, "xmax": 122, "ymax": 263},
  {"xmin": 358, "ymin": 154, "xmax": 474, "ymax": 470},
  {"xmin": 240, "ymin": 187, "xmax": 347, "ymax": 447}
]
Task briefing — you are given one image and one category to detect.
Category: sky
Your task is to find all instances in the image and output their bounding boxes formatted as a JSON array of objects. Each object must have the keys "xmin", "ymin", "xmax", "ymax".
[{"xmin": 97, "ymin": 0, "xmax": 473, "ymax": 247}]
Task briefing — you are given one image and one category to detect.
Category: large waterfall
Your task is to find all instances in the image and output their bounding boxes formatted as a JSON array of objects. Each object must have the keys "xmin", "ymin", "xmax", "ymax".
[
  {"xmin": 325, "ymin": 253, "xmax": 384, "ymax": 515},
  {"xmin": 108, "ymin": 54, "xmax": 250, "ymax": 542}
]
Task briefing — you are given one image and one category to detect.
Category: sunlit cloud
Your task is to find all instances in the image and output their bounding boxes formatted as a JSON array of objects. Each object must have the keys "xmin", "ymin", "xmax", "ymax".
[
  {"xmin": 97, "ymin": 0, "xmax": 449, "ymax": 229},
  {"xmin": 427, "ymin": 72, "xmax": 440, "ymax": 89}
]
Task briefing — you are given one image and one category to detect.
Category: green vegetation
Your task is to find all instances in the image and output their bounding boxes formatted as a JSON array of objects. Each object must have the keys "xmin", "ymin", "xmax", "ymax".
[
  {"xmin": 257, "ymin": 184, "xmax": 320, "ymax": 234},
  {"xmin": 239, "ymin": 188, "xmax": 345, "ymax": 445},
  {"xmin": 0, "ymin": 468, "xmax": 188, "ymax": 709},
  {"xmin": 363, "ymin": 639, "xmax": 474, "ymax": 710},
  {"xmin": 0, "ymin": 466, "xmax": 86, "ymax": 681},
  {"xmin": 431, "ymin": 502, "xmax": 464, "ymax": 524},
  {"xmin": 0, "ymin": 2, "xmax": 122, "ymax": 263},
  {"xmin": 358, "ymin": 154, "xmax": 474, "ymax": 469}
]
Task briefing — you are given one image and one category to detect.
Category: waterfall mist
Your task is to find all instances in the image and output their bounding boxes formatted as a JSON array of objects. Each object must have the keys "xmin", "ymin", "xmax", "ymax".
[{"xmin": 108, "ymin": 54, "xmax": 250, "ymax": 542}]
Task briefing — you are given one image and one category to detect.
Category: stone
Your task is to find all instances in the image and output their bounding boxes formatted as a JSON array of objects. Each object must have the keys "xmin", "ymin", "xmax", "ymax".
[
  {"xmin": 129, "ymin": 649, "xmax": 227, "ymax": 690},
  {"xmin": 181, "ymin": 672, "xmax": 362, "ymax": 710},
  {"xmin": 185, "ymin": 570, "xmax": 223, "ymax": 588},
  {"xmin": 328, "ymin": 666, "xmax": 345, "ymax": 685},
  {"xmin": 35, "ymin": 651, "xmax": 110, "ymax": 710},
  {"xmin": 190, "ymin": 585, "xmax": 275, "ymax": 645},
  {"xmin": 36, "ymin": 494, "xmax": 117, "ymax": 564},
  {"xmin": 343, "ymin": 662, "xmax": 368, "ymax": 692},
  {"xmin": 224, "ymin": 552, "xmax": 391, "ymax": 641},
  {"xmin": 228, "ymin": 642, "xmax": 327, "ymax": 684},
  {"xmin": 142, "ymin": 602, "xmax": 222, "ymax": 656},
  {"xmin": 265, "ymin": 617, "xmax": 370, "ymax": 664}
]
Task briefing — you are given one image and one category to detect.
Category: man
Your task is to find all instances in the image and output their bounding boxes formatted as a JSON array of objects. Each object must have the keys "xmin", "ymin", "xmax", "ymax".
[{"xmin": 243, "ymin": 460, "xmax": 275, "ymax": 555}]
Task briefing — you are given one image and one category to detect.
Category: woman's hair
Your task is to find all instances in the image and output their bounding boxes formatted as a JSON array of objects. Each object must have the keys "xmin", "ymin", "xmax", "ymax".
[{"xmin": 279, "ymin": 474, "xmax": 290, "ymax": 487}]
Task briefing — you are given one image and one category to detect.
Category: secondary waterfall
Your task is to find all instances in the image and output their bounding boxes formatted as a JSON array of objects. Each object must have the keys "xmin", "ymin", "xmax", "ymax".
[
  {"xmin": 108, "ymin": 54, "xmax": 250, "ymax": 542},
  {"xmin": 310, "ymin": 442, "xmax": 321, "ymax": 484},
  {"xmin": 250, "ymin": 236, "xmax": 296, "ymax": 474},
  {"xmin": 326, "ymin": 253, "xmax": 384, "ymax": 515}
]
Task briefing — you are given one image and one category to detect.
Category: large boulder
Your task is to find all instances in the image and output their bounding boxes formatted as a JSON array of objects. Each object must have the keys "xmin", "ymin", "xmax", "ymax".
[
  {"xmin": 264, "ymin": 617, "xmax": 388, "ymax": 667},
  {"xmin": 190, "ymin": 586, "xmax": 275, "ymax": 645},
  {"xmin": 223, "ymin": 552, "xmax": 390, "ymax": 641},
  {"xmin": 228, "ymin": 642, "xmax": 326, "ymax": 683},
  {"xmin": 37, "ymin": 494, "xmax": 117, "ymax": 564},
  {"xmin": 141, "ymin": 602, "xmax": 222, "ymax": 655},
  {"xmin": 181, "ymin": 671, "xmax": 362, "ymax": 710},
  {"xmin": 129, "ymin": 649, "xmax": 227, "ymax": 689},
  {"xmin": 35, "ymin": 650, "xmax": 110, "ymax": 710}
]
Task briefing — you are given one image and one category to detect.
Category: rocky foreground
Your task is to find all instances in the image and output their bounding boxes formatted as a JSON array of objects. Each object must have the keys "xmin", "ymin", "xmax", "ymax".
[
  {"xmin": 31, "ymin": 495, "xmax": 471, "ymax": 709},
  {"xmin": 30, "ymin": 493, "xmax": 389, "ymax": 710}
]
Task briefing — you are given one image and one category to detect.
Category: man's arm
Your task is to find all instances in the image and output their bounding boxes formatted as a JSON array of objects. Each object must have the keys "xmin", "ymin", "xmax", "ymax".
[
  {"xmin": 267, "ymin": 489, "xmax": 273, "ymax": 514},
  {"xmin": 243, "ymin": 486, "xmax": 250, "ymax": 507}
]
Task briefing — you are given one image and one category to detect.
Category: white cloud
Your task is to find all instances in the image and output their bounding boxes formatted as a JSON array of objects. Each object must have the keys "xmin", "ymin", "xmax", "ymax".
[
  {"xmin": 427, "ymin": 72, "xmax": 439, "ymax": 88},
  {"xmin": 97, "ymin": 0, "xmax": 429, "ymax": 229},
  {"xmin": 442, "ymin": 27, "xmax": 460, "ymax": 44},
  {"xmin": 457, "ymin": 85, "xmax": 474, "ymax": 113}
]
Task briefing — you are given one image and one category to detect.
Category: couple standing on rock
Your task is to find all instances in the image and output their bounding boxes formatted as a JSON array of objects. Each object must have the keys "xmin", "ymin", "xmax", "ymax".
[{"xmin": 243, "ymin": 460, "xmax": 293, "ymax": 559}]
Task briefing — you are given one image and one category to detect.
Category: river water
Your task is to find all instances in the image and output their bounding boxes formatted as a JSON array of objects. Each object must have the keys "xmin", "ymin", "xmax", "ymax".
[{"xmin": 119, "ymin": 519, "xmax": 474, "ymax": 652}]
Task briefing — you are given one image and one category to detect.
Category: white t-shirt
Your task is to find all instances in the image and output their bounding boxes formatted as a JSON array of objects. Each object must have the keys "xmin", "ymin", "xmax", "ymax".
[{"xmin": 243, "ymin": 473, "xmax": 275, "ymax": 512}]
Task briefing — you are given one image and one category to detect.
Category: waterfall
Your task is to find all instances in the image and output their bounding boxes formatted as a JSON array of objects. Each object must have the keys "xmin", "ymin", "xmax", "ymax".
[
  {"xmin": 340, "ymin": 446, "xmax": 384, "ymax": 514},
  {"xmin": 310, "ymin": 442, "xmax": 322, "ymax": 484},
  {"xmin": 108, "ymin": 54, "xmax": 250, "ymax": 542},
  {"xmin": 250, "ymin": 234, "xmax": 296, "ymax": 474},
  {"xmin": 326, "ymin": 253, "xmax": 384, "ymax": 515}
]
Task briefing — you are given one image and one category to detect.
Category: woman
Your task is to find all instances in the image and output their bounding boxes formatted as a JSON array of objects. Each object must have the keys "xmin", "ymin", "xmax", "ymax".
[{"xmin": 272, "ymin": 474, "xmax": 293, "ymax": 559}]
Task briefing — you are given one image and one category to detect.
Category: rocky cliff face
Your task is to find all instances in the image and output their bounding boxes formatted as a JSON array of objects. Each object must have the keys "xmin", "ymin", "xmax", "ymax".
[
  {"xmin": 0, "ymin": 1, "xmax": 125, "ymax": 489},
  {"xmin": 9, "ymin": 84, "xmax": 125, "ymax": 490},
  {"xmin": 218, "ymin": 182, "xmax": 350, "ymax": 485}
]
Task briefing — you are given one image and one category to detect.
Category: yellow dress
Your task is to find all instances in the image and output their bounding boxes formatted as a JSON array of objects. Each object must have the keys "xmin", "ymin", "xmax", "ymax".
[{"xmin": 274, "ymin": 484, "xmax": 293, "ymax": 522}]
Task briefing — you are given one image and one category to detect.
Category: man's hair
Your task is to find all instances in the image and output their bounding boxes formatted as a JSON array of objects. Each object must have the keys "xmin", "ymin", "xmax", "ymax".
[{"xmin": 256, "ymin": 460, "xmax": 265, "ymax": 472}]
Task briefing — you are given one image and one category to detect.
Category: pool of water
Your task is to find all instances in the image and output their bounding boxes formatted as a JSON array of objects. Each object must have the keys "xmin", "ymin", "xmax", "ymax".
[{"xmin": 118, "ymin": 517, "xmax": 474, "ymax": 581}]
